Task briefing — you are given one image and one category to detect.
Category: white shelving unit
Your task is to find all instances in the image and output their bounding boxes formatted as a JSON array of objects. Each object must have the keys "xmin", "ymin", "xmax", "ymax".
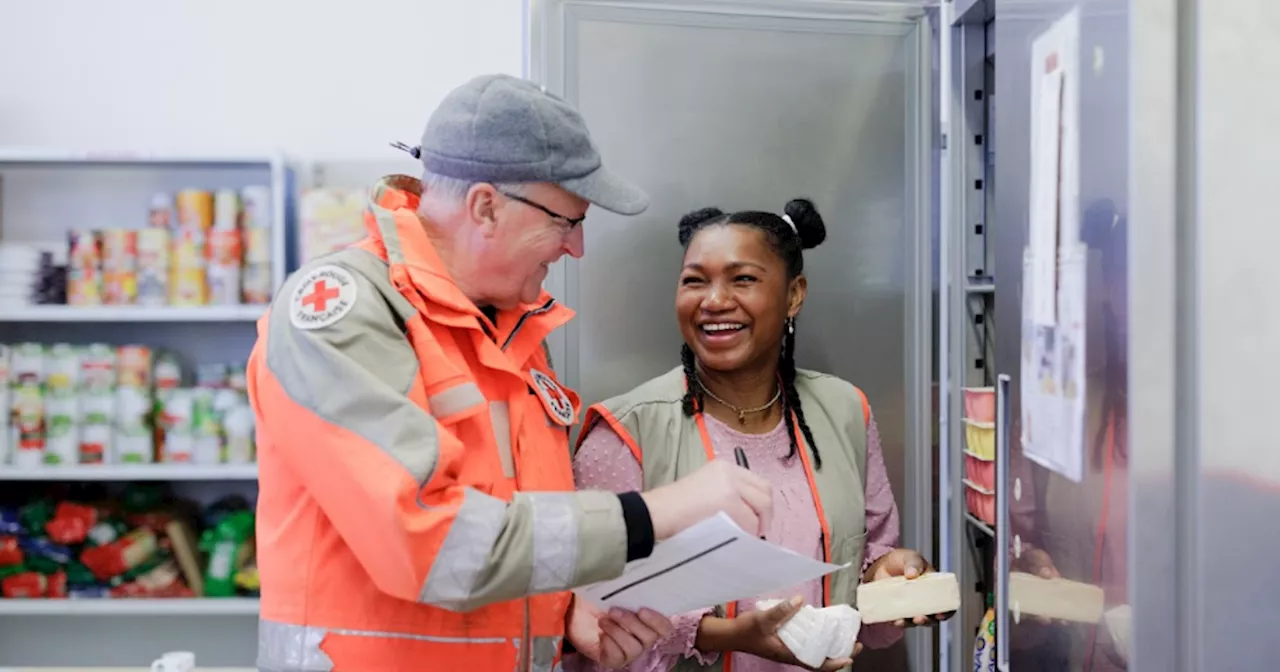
[
  {"xmin": 0, "ymin": 597, "xmax": 259, "ymax": 616},
  {"xmin": 0, "ymin": 305, "xmax": 266, "ymax": 323},
  {"xmin": 0, "ymin": 464, "xmax": 259, "ymax": 481},
  {"xmin": 0, "ymin": 149, "xmax": 290, "ymax": 668}
]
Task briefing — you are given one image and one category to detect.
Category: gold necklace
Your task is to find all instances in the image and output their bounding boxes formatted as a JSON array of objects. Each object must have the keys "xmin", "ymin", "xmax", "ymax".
[{"xmin": 697, "ymin": 378, "xmax": 782, "ymax": 425}]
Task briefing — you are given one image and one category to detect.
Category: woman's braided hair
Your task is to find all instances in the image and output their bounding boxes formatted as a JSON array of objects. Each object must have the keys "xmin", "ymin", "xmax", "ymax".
[{"xmin": 677, "ymin": 199, "xmax": 828, "ymax": 468}]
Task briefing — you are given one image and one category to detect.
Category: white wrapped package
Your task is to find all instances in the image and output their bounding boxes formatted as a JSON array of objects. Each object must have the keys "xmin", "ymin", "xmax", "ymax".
[{"xmin": 756, "ymin": 600, "xmax": 861, "ymax": 669}]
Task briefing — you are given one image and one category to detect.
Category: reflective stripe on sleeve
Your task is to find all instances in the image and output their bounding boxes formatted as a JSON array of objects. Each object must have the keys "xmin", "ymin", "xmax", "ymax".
[{"xmin": 529, "ymin": 493, "xmax": 579, "ymax": 593}]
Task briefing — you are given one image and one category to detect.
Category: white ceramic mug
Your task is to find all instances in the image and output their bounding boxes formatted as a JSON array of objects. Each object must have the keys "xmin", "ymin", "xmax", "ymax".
[{"xmin": 150, "ymin": 651, "xmax": 196, "ymax": 672}]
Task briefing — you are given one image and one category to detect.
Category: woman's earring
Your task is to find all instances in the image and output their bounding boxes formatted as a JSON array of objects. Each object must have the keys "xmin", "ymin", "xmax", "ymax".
[{"xmin": 786, "ymin": 317, "xmax": 795, "ymax": 335}]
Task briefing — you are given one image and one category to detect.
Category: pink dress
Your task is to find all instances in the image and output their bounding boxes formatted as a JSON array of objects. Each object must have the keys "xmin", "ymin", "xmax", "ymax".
[{"xmin": 565, "ymin": 407, "xmax": 904, "ymax": 671}]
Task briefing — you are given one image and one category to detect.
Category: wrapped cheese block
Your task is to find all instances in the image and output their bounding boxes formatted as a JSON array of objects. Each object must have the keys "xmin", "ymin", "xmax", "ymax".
[
  {"xmin": 855, "ymin": 571, "xmax": 962, "ymax": 625},
  {"xmin": 756, "ymin": 598, "xmax": 861, "ymax": 669}
]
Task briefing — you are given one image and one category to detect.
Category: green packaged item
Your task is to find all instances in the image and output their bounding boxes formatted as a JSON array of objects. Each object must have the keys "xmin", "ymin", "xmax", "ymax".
[
  {"xmin": 0, "ymin": 563, "xmax": 27, "ymax": 580},
  {"xmin": 20, "ymin": 500, "xmax": 55, "ymax": 536},
  {"xmin": 122, "ymin": 550, "xmax": 168, "ymax": 582},
  {"xmin": 25, "ymin": 554, "xmax": 61, "ymax": 575},
  {"xmin": 199, "ymin": 510, "xmax": 254, "ymax": 597},
  {"xmin": 65, "ymin": 561, "xmax": 96, "ymax": 586}
]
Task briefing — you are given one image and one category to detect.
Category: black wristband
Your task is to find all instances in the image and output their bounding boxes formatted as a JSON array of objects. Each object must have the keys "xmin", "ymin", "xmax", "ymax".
[{"xmin": 618, "ymin": 491, "xmax": 655, "ymax": 562}]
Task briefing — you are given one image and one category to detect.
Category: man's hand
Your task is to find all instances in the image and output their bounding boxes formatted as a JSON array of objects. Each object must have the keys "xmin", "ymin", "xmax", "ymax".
[
  {"xmin": 641, "ymin": 460, "xmax": 773, "ymax": 539},
  {"xmin": 863, "ymin": 548, "xmax": 955, "ymax": 627},
  {"xmin": 565, "ymin": 596, "xmax": 672, "ymax": 668}
]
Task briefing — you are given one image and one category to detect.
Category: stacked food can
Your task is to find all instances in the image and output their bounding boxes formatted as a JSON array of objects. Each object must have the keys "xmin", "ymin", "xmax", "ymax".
[
  {"xmin": 207, "ymin": 190, "xmax": 243, "ymax": 305},
  {"xmin": 66, "ymin": 231, "xmax": 103, "ymax": 306},
  {"xmin": 0, "ymin": 343, "xmax": 255, "ymax": 467},
  {"xmin": 171, "ymin": 189, "xmax": 212, "ymax": 306},
  {"xmin": 154, "ymin": 361, "xmax": 254, "ymax": 465},
  {"xmin": 101, "ymin": 230, "xmax": 138, "ymax": 305},
  {"xmin": 240, "ymin": 186, "xmax": 272, "ymax": 304},
  {"xmin": 52, "ymin": 185, "xmax": 272, "ymax": 309}
]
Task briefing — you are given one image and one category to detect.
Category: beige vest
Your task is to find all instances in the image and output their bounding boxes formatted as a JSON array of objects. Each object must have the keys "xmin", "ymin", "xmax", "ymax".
[{"xmin": 577, "ymin": 366, "xmax": 870, "ymax": 672}]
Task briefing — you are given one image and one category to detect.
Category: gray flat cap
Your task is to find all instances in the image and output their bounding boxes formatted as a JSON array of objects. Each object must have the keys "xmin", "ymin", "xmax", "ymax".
[{"xmin": 415, "ymin": 74, "xmax": 649, "ymax": 216}]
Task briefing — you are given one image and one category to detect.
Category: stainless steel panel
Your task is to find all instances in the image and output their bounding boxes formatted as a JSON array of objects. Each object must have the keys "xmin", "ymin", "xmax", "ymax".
[
  {"xmin": 993, "ymin": 0, "xmax": 1131, "ymax": 668},
  {"xmin": 531, "ymin": 1, "xmax": 935, "ymax": 669},
  {"xmin": 1193, "ymin": 1, "xmax": 1280, "ymax": 669},
  {"xmin": 1128, "ymin": 0, "xmax": 1179, "ymax": 670}
]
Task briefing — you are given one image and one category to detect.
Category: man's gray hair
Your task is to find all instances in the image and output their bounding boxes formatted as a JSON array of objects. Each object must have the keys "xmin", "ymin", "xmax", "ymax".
[{"xmin": 419, "ymin": 170, "xmax": 527, "ymax": 214}]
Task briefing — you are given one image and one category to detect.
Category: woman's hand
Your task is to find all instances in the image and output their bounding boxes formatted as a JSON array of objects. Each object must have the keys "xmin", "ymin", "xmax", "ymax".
[
  {"xmin": 695, "ymin": 597, "xmax": 861, "ymax": 671},
  {"xmin": 863, "ymin": 548, "xmax": 956, "ymax": 627}
]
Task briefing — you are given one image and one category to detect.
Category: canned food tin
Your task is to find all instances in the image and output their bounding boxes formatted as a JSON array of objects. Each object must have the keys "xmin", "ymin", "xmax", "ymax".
[
  {"xmin": 214, "ymin": 189, "xmax": 241, "ymax": 231},
  {"xmin": 241, "ymin": 185, "xmax": 271, "ymax": 230},
  {"xmin": 176, "ymin": 190, "xmax": 214, "ymax": 231},
  {"xmin": 148, "ymin": 193, "xmax": 175, "ymax": 229}
]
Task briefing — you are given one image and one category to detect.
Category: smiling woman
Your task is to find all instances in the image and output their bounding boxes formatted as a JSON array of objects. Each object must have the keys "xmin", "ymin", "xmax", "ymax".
[{"xmin": 566, "ymin": 200, "xmax": 948, "ymax": 672}]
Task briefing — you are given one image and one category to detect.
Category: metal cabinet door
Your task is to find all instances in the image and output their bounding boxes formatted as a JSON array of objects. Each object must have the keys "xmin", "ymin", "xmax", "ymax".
[
  {"xmin": 990, "ymin": 0, "xmax": 1131, "ymax": 669},
  {"xmin": 528, "ymin": 1, "xmax": 937, "ymax": 669}
]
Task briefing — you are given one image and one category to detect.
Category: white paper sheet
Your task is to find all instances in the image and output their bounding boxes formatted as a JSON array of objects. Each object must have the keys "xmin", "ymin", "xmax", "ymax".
[
  {"xmin": 573, "ymin": 512, "xmax": 848, "ymax": 617},
  {"xmin": 1056, "ymin": 243, "xmax": 1088, "ymax": 482},
  {"xmin": 1020, "ymin": 7, "xmax": 1086, "ymax": 484},
  {"xmin": 1029, "ymin": 66, "xmax": 1064, "ymax": 327}
]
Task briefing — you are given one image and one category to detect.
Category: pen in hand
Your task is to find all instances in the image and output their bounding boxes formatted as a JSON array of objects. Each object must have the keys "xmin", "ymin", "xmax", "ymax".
[{"xmin": 733, "ymin": 447, "xmax": 765, "ymax": 540}]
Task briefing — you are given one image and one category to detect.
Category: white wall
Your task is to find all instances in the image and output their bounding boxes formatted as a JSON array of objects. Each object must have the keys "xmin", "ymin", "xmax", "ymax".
[
  {"xmin": 0, "ymin": 0, "xmax": 526, "ymax": 159},
  {"xmin": 0, "ymin": 1, "xmax": 524, "ymax": 666}
]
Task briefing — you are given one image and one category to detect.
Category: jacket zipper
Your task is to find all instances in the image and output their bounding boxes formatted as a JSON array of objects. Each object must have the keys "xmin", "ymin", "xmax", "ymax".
[{"xmin": 501, "ymin": 298, "xmax": 557, "ymax": 351}]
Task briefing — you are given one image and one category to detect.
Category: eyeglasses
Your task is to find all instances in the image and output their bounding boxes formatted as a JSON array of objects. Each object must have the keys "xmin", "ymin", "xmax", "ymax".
[{"xmin": 498, "ymin": 190, "xmax": 586, "ymax": 229}]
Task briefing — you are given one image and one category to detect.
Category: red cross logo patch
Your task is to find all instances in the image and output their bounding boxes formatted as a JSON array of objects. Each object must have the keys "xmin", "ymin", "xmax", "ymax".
[
  {"xmin": 529, "ymin": 368, "xmax": 576, "ymax": 427},
  {"xmin": 289, "ymin": 265, "xmax": 358, "ymax": 331}
]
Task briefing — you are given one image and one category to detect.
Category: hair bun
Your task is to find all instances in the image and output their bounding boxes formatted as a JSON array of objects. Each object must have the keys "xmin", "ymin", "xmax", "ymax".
[
  {"xmin": 783, "ymin": 198, "xmax": 826, "ymax": 250},
  {"xmin": 678, "ymin": 207, "xmax": 726, "ymax": 245}
]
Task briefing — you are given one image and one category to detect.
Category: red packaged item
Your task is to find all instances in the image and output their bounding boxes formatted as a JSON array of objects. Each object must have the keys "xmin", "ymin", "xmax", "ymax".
[
  {"xmin": 45, "ymin": 502, "xmax": 100, "ymax": 545},
  {"xmin": 2, "ymin": 572, "xmax": 46, "ymax": 598},
  {"xmin": 109, "ymin": 581, "xmax": 150, "ymax": 599},
  {"xmin": 80, "ymin": 528, "xmax": 157, "ymax": 580},
  {"xmin": 0, "ymin": 537, "xmax": 22, "ymax": 567},
  {"xmin": 124, "ymin": 511, "xmax": 176, "ymax": 533},
  {"xmin": 45, "ymin": 570, "xmax": 67, "ymax": 598}
]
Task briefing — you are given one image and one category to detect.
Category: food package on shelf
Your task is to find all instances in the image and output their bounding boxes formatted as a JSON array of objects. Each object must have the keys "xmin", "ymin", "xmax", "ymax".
[
  {"xmin": 299, "ymin": 188, "xmax": 365, "ymax": 264},
  {"xmin": 66, "ymin": 230, "xmax": 103, "ymax": 306},
  {"xmin": 241, "ymin": 185, "xmax": 272, "ymax": 304},
  {"xmin": 9, "ymin": 344, "xmax": 47, "ymax": 468},
  {"xmin": 0, "ymin": 341, "xmax": 253, "ymax": 467},
  {"xmin": 135, "ymin": 227, "xmax": 171, "ymax": 306},
  {"xmin": 199, "ymin": 508, "xmax": 254, "ymax": 597},
  {"xmin": 168, "ymin": 228, "xmax": 208, "ymax": 306},
  {"xmin": 100, "ymin": 229, "xmax": 138, "ymax": 305},
  {"xmin": 41, "ymin": 344, "xmax": 80, "ymax": 466},
  {"xmin": 113, "ymin": 346, "xmax": 154, "ymax": 463},
  {"xmin": 207, "ymin": 190, "xmax": 244, "ymax": 305},
  {"xmin": 0, "ymin": 345, "xmax": 10, "ymax": 465},
  {"xmin": 176, "ymin": 190, "xmax": 214, "ymax": 232},
  {"xmin": 0, "ymin": 488, "xmax": 257, "ymax": 600}
]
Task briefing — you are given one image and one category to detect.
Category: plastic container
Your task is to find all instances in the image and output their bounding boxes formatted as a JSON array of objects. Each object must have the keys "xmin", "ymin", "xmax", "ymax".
[
  {"xmin": 964, "ymin": 419, "xmax": 996, "ymax": 460},
  {"xmin": 964, "ymin": 479, "xmax": 996, "ymax": 525},
  {"xmin": 964, "ymin": 449, "xmax": 996, "ymax": 491},
  {"xmin": 962, "ymin": 386, "xmax": 996, "ymax": 423}
]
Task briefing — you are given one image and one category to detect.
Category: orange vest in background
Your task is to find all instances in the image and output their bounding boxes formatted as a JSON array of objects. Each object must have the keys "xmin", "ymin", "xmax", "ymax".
[{"xmin": 248, "ymin": 175, "xmax": 582, "ymax": 672}]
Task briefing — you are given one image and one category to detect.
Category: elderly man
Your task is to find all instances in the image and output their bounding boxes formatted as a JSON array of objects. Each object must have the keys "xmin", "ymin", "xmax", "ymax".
[{"xmin": 246, "ymin": 73, "xmax": 774, "ymax": 672}]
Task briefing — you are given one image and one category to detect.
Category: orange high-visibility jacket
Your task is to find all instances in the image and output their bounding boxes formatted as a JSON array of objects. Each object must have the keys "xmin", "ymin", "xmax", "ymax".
[{"xmin": 247, "ymin": 175, "xmax": 628, "ymax": 672}]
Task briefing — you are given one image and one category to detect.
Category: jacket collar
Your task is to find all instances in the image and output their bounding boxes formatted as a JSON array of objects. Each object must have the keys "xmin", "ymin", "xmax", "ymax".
[{"xmin": 362, "ymin": 174, "xmax": 574, "ymax": 357}]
